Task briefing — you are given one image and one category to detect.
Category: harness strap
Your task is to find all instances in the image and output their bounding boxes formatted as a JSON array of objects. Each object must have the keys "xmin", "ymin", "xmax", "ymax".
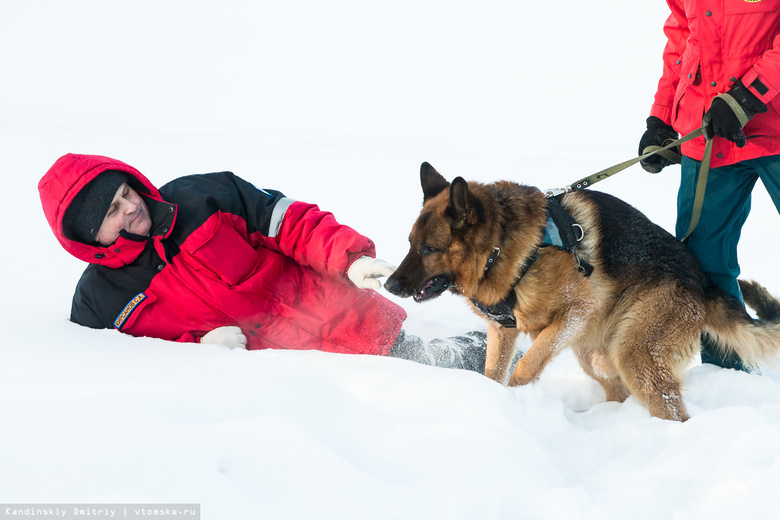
[
  {"xmin": 471, "ymin": 251, "xmax": 537, "ymax": 329},
  {"xmin": 471, "ymin": 291, "xmax": 518, "ymax": 328},
  {"xmin": 546, "ymin": 198, "xmax": 582, "ymax": 250},
  {"xmin": 472, "ymin": 200, "xmax": 592, "ymax": 328},
  {"xmin": 545, "ymin": 198, "xmax": 594, "ymax": 277}
]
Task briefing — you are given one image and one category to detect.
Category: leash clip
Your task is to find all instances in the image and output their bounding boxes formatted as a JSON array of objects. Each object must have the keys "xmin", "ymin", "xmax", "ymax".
[{"xmin": 543, "ymin": 186, "xmax": 571, "ymax": 199}]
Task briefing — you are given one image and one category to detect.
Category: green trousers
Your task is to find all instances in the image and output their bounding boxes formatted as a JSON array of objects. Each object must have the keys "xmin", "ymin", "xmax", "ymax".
[{"xmin": 677, "ymin": 154, "xmax": 780, "ymax": 368}]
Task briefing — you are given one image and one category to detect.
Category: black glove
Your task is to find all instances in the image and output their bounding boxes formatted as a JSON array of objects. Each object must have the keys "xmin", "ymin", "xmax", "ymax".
[
  {"xmin": 638, "ymin": 116, "xmax": 680, "ymax": 173},
  {"xmin": 701, "ymin": 80, "xmax": 767, "ymax": 147}
]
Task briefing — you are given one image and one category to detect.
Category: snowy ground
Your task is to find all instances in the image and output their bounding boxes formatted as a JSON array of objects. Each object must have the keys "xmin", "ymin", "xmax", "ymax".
[{"xmin": 2, "ymin": 1, "xmax": 780, "ymax": 519}]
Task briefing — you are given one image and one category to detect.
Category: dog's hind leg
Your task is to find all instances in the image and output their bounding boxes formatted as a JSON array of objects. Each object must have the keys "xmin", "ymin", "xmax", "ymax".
[
  {"xmin": 575, "ymin": 352, "xmax": 631, "ymax": 403},
  {"xmin": 617, "ymin": 354, "xmax": 690, "ymax": 421},
  {"xmin": 598, "ymin": 377, "xmax": 631, "ymax": 403},
  {"xmin": 484, "ymin": 322, "xmax": 521, "ymax": 385},
  {"xmin": 610, "ymin": 287, "xmax": 701, "ymax": 421}
]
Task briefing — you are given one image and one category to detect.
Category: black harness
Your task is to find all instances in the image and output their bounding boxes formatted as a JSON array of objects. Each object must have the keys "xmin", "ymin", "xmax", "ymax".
[{"xmin": 470, "ymin": 197, "xmax": 593, "ymax": 328}]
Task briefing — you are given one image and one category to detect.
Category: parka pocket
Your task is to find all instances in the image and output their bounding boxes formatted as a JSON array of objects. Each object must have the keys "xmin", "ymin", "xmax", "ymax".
[
  {"xmin": 672, "ymin": 45, "xmax": 701, "ymax": 127},
  {"xmin": 183, "ymin": 211, "xmax": 261, "ymax": 287},
  {"xmin": 678, "ymin": 45, "xmax": 700, "ymax": 86}
]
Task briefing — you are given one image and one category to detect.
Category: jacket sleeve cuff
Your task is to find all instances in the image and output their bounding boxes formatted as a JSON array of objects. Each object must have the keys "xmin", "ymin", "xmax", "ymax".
[
  {"xmin": 649, "ymin": 104, "xmax": 673, "ymax": 126},
  {"xmin": 742, "ymin": 68, "xmax": 777, "ymax": 106}
]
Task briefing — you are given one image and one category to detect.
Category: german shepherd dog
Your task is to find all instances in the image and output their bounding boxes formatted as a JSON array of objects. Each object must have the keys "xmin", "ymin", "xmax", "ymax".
[{"xmin": 385, "ymin": 163, "xmax": 780, "ymax": 421}]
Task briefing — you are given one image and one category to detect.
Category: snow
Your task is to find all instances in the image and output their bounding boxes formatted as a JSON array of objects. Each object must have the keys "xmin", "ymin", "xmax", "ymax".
[{"xmin": 2, "ymin": 1, "xmax": 780, "ymax": 518}]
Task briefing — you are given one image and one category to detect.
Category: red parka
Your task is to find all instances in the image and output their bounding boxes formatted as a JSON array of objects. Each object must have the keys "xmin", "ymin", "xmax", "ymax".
[
  {"xmin": 650, "ymin": 0, "xmax": 780, "ymax": 168},
  {"xmin": 39, "ymin": 154, "xmax": 406, "ymax": 354}
]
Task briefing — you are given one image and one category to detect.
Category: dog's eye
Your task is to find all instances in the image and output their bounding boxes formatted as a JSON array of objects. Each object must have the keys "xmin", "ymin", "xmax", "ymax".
[{"xmin": 421, "ymin": 245, "xmax": 437, "ymax": 256}]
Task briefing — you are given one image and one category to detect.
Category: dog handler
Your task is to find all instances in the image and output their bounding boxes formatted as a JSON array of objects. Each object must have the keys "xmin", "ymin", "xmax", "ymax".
[
  {"xmin": 638, "ymin": 1, "xmax": 780, "ymax": 370},
  {"xmin": 39, "ymin": 153, "xmax": 485, "ymax": 370}
]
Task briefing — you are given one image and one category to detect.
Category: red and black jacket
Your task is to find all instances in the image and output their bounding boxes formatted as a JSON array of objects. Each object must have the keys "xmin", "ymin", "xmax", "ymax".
[
  {"xmin": 39, "ymin": 154, "xmax": 405, "ymax": 354},
  {"xmin": 651, "ymin": 0, "xmax": 780, "ymax": 167}
]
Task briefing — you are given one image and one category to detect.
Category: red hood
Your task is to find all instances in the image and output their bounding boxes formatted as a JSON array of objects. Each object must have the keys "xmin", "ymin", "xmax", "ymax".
[{"xmin": 39, "ymin": 153, "xmax": 165, "ymax": 267}]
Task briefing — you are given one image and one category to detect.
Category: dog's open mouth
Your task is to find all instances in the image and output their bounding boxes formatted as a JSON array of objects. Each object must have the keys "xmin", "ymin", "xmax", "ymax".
[{"xmin": 414, "ymin": 275, "xmax": 451, "ymax": 302}]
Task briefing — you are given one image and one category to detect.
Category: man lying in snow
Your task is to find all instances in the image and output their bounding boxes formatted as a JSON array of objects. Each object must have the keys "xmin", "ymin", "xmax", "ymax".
[{"xmin": 39, "ymin": 153, "xmax": 486, "ymax": 371}]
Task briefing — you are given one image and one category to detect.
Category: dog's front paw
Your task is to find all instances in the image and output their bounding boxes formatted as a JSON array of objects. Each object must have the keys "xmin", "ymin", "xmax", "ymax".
[
  {"xmin": 508, "ymin": 361, "xmax": 540, "ymax": 386},
  {"xmin": 508, "ymin": 375, "xmax": 535, "ymax": 387}
]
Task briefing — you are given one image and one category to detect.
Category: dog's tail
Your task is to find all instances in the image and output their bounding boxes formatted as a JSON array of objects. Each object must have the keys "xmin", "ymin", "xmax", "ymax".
[
  {"xmin": 740, "ymin": 279, "xmax": 780, "ymax": 322},
  {"xmin": 702, "ymin": 279, "xmax": 780, "ymax": 367}
]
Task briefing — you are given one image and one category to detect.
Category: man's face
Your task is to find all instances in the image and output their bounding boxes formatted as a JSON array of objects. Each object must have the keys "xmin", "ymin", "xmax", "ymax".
[{"xmin": 95, "ymin": 183, "xmax": 152, "ymax": 245}]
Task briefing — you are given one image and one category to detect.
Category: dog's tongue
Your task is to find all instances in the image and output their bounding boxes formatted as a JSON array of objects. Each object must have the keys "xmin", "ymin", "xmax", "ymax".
[
  {"xmin": 415, "ymin": 276, "xmax": 449, "ymax": 302},
  {"xmin": 415, "ymin": 279, "xmax": 434, "ymax": 301}
]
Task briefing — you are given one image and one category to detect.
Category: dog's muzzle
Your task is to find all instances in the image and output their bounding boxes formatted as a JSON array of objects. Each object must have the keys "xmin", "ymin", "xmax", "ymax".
[
  {"xmin": 384, "ymin": 273, "xmax": 451, "ymax": 302},
  {"xmin": 413, "ymin": 275, "xmax": 451, "ymax": 302}
]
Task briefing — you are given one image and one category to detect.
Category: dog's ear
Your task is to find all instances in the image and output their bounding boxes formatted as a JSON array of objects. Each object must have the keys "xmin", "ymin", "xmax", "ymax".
[
  {"xmin": 420, "ymin": 162, "xmax": 449, "ymax": 202},
  {"xmin": 447, "ymin": 176, "xmax": 479, "ymax": 228}
]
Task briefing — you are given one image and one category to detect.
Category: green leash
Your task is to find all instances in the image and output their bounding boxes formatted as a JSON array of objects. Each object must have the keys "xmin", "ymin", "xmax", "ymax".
[
  {"xmin": 548, "ymin": 93, "xmax": 749, "ymax": 242},
  {"xmin": 557, "ymin": 127, "xmax": 703, "ymax": 194},
  {"xmin": 675, "ymin": 92, "xmax": 749, "ymax": 242},
  {"xmin": 678, "ymin": 136, "xmax": 713, "ymax": 243},
  {"xmin": 544, "ymin": 126, "xmax": 716, "ymax": 244}
]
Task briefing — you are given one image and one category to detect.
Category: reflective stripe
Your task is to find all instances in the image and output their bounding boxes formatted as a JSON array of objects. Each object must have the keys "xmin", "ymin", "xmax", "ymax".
[{"xmin": 268, "ymin": 197, "xmax": 295, "ymax": 237}]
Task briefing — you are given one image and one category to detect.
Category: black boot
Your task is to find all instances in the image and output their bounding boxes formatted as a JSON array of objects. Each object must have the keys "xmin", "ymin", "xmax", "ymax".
[
  {"xmin": 700, "ymin": 333, "xmax": 756, "ymax": 373},
  {"xmin": 389, "ymin": 330, "xmax": 488, "ymax": 373}
]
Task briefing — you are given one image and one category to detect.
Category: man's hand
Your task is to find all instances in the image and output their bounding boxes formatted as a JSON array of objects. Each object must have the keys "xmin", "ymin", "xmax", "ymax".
[
  {"xmin": 348, "ymin": 256, "xmax": 396, "ymax": 290},
  {"xmin": 638, "ymin": 116, "xmax": 679, "ymax": 173},
  {"xmin": 201, "ymin": 326, "xmax": 248, "ymax": 349},
  {"xmin": 702, "ymin": 80, "xmax": 767, "ymax": 147}
]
